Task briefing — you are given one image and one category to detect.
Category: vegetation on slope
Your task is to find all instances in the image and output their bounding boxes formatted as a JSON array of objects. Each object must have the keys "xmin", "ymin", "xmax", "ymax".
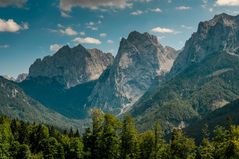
[
  {"xmin": 0, "ymin": 76, "xmax": 85, "ymax": 130},
  {"xmin": 1, "ymin": 110, "xmax": 239, "ymax": 159},
  {"xmin": 19, "ymin": 77, "xmax": 97, "ymax": 119},
  {"xmin": 131, "ymin": 52, "xmax": 239, "ymax": 131}
]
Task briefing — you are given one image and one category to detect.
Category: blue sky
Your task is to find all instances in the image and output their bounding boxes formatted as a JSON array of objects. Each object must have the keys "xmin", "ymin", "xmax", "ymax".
[{"xmin": 0, "ymin": 0, "xmax": 239, "ymax": 77}]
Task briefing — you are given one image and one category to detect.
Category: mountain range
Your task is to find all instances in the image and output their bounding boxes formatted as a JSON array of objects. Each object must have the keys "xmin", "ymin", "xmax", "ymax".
[{"xmin": 1, "ymin": 13, "xmax": 239, "ymax": 134}]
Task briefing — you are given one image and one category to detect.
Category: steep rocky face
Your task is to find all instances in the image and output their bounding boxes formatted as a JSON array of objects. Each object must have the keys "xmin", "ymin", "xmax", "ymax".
[
  {"xmin": 88, "ymin": 31, "xmax": 178, "ymax": 114},
  {"xmin": 171, "ymin": 13, "xmax": 239, "ymax": 76},
  {"xmin": 15, "ymin": 73, "xmax": 28, "ymax": 83},
  {"xmin": 129, "ymin": 13, "xmax": 239, "ymax": 132},
  {"xmin": 28, "ymin": 45, "xmax": 114, "ymax": 88}
]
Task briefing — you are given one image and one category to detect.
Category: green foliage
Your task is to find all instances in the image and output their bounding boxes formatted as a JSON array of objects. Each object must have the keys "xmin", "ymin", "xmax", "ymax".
[
  {"xmin": 131, "ymin": 52, "xmax": 239, "ymax": 132},
  {"xmin": 170, "ymin": 129, "xmax": 196, "ymax": 159},
  {"xmin": 120, "ymin": 115, "xmax": 140, "ymax": 159},
  {"xmin": 1, "ymin": 109, "xmax": 239, "ymax": 159}
]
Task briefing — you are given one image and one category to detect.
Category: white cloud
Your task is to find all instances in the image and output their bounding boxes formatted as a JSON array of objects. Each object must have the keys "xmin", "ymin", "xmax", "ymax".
[
  {"xmin": 80, "ymin": 32, "xmax": 85, "ymax": 36},
  {"xmin": 181, "ymin": 25, "xmax": 193, "ymax": 30},
  {"xmin": 216, "ymin": 0, "xmax": 239, "ymax": 6},
  {"xmin": 99, "ymin": 15, "xmax": 104, "ymax": 19},
  {"xmin": 85, "ymin": 22, "xmax": 98, "ymax": 31},
  {"xmin": 60, "ymin": 27, "xmax": 77, "ymax": 36},
  {"xmin": 0, "ymin": 0, "xmax": 27, "ymax": 8},
  {"xmin": 0, "ymin": 18, "xmax": 28, "ymax": 32},
  {"xmin": 60, "ymin": 0, "xmax": 132, "ymax": 11},
  {"xmin": 107, "ymin": 40, "xmax": 114, "ymax": 44},
  {"xmin": 176, "ymin": 6, "xmax": 191, "ymax": 10},
  {"xmin": 151, "ymin": 27, "xmax": 175, "ymax": 33},
  {"xmin": 150, "ymin": 8, "xmax": 162, "ymax": 13},
  {"xmin": 100, "ymin": 33, "xmax": 107, "ymax": 37},
  {"xmin": 73, "ymin": 37, "xmax": 101, "ymax": 45},
  {"xmin": 131, "ymin": 10, "xmax": 144, "ymax": 15},
  {"xmin": 0, "ymin": 44, "xmax": 9, "ymax": 48},
  {"xmin": 50, "ymin": 44, "xmax": 62, "ymax": 52},
  {"xmin": 61, "ymin": 11, "xmax": 71, "ymax": 18}
]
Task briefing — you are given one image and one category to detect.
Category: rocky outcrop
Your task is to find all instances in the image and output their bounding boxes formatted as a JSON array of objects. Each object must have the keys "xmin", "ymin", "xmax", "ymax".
[
  {"xmin": 170, "ymin": 13, "xmax": 239, "ymax": 76},
  {"xmin": 87, "ymin": 31, "xmax": 178, "ymax": 114},
  {"xmin": 16, "ymin": 73, "xmax": 28, "ymax": 83},
  {"xmin": 28, "ymin": 45, "xmax": 114, "ymax": 88}
]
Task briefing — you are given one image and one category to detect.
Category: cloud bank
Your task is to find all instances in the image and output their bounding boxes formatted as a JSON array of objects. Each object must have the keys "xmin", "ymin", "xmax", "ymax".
[
  {"xmin": 0, "ymin": 19, "xmax": 28, "ymax": 32},
  {"xmin": 0, "ymin": 0, "xmax": 27, "ymax": 8},
  {"xmin": 151, "ymin": 27, "xmax": 175, "ymax": 33},
  {"xmin": 73, "ymin": 37, "xmax": 101, "ymax": 45},
  {"xmin": 216, "ymin": 0, "xmax": 239, "ymax": 6},
  {"xmin": 60, "ymin": 0, "xmax": 132, "ymax": 11},
  {"xmin": 50, "ymin": 44, "xmax": 62, "ymax": 52}
]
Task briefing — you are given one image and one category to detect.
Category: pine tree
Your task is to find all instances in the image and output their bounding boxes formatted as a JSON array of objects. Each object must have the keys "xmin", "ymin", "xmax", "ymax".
[
  {"xmin": 197, "ymin": 124, "xmax": 214, "ymax": 159},
  {"xmin": 139, "ymin": 131, "xmax": 154, "ymax": 159},
  {"xmin": 100, "ymin": 114, "xmax": 121, "ymax": 159},
  {"xmin": 120, "ymin": 115, "xmax": 140, "ymax": 159},
  {"xmin": 150, "ymin": 122, "xmax": 169, "ymax": 159},
  {"xmin": 83, "ymin": 128, "xmax": 93, "ymax": 159},
  {"xmin": 69, "ymin": 138, "xmax": 84, "ymax": 159},
  {"xmin": 17, "ymin": 144, "xmax": 31, "ymax": 159},
  {"xmin": 91, "ymin": 109, "xmax": 104, "ymax": 159},
  {"xmin": 170, "ymin": 129, "xmax": 196, "ymax": 159}
]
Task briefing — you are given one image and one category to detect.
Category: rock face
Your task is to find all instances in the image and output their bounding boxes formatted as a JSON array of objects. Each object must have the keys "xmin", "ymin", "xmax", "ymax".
[
  {"xmin": 129, "ymin": 13, "xmax": 239, "ymax": 132},
  {"xmin": 16, "ymin": 73, "xmax": 28, "ymax": 83},
  {"xmin": 28, "ymin": 45, "xmax": 114, "ymax": 88},
  {"xmin": 88, "ymin": 31, "xmax": 178, "ymax": 114},
  {"xmin": 170, "ymin": 13, "xmax": 239, "ymax": 76}
]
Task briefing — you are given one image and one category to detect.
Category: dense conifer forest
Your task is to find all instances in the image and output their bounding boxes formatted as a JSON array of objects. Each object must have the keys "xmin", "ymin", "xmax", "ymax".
[{"xmin": 0, "ymin": 109, "xmax": 239, "ymax": 159}]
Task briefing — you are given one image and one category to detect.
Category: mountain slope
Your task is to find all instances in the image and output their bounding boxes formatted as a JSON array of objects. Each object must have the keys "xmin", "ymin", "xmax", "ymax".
[
  {"xmin": 87, "ymin": 31, "xmax": 178, "ymax": 114},
  {"xmin": 170, "ymin": 13, "xmax": 239, "ymax": 76},
  {"xmin": 130, "ymin": 13, "xmax": 239, "ymax": 132},
  {"xmin": 28, "ymin": 45, "xmax": 114, "ymax": 88},
  {"xmin": 19, "ymin": 76, "xmax": 96, "ymax": 119},
  {"xmin": 185, "ymin": 99, "xmax": 239, "ymax": 142},
  {"xmin": 0, "ymin": 76, "xmax": 83, "ymax": 130}
]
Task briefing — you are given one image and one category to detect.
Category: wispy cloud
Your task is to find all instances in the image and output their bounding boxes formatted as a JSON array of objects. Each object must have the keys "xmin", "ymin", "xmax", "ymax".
[
  {"xmin": 61, "ymin": 11, "xmax": 71, "ymax": 18},
  {"xmin": 151, "ymin": 27, "xmax": 175, "ymax": 34},
  {"xmin": 150, "ymin": 8, "xmax": 162, "ymax": 13},
  {"xmin": 85, "ymin": 22, "xmax": 98, "ymax": 31},
  {"xmin": 181, "ymin": 25, "xmax": 193, "ymax": 30},
  {"xmin": 100, "ymin": 33, "xmax": 107, "ymax": 37},
  {"xmin": 215, "ymin": 0, "xmax": 239, "ymax": 6},
  {"xmin": 80, "ymin": 32, "xmax": 85, "ymax": 36},
  {"xmin": 50, "ymin": 44, "xmax": 62, "ymax": 52},
  {"xmin": 0, "ymin": 19, "xmax": 28, "ymax": 32},
  {"xmin": 0, "ymin": 44, "xmax": 9, "ymax": 49},
  {"xmin": 107, "ymin": 40, "xmax": 114, "ymax": 44},
  {"xmin": 60, "ymin": 0, "xmax": 132, "ymax": 11},
  {"xmin": 0, "ymin": 0, "xmax": 27, "ymax": 8},
  {"xmin": 130, "ymin": 10, "xmax": 144, "ymax": 15},
  {"xmin": 176, "ymin": 6, "xmax": 191, "ymax": 10},
  {"xmin": 73, "ymin": 37, "xmax": 101, "ymax": 45},
  {"xmin": 60, "ymin": 27, "xmax": 78, "ymax": 36}
]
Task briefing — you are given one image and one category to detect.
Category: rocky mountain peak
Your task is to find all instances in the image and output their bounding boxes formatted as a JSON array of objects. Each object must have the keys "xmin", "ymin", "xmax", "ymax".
[
  {"xmin": 87, "ymin": 31, "xmax": 178, "ymax": 114},
  {"xmin": 170, "ymin": 13, "xmax": 239, "ymax": 76},
  {"xmin": 16, "ymin": 73, "xmax": 28, "ymax": 83},
  {"xmin": 127, "ymin": 31, "xmax": 159, "ymax": 46},
  {"xmin": 28, "ymin": 45, "xmax": 114, "ymax": 88}
]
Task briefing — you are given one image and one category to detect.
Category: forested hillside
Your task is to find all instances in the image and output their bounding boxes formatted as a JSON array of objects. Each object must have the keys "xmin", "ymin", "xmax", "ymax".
[{"xmin": 1, "ymin": 110, "xmax": 239, "ymax": 159}]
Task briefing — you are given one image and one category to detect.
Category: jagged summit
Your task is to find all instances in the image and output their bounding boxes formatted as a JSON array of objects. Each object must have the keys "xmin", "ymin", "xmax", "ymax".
[
  {"xmin": 127, "ymin": 31, "xmax": 159, "ymax": 45},
  {"xmin": 170, "ymin": 13, "xmax": 239, "ymax": 76},
  {"xmin": 28, "ymin": 44, "xmax": 114, "ymax": 88},
  {"xmin": 87, "ymin": 31, "xmax": 178, "ymax": 114}
]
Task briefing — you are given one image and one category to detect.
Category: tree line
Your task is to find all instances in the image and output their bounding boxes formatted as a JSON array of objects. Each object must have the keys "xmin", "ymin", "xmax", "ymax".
[{"xmin": 0, "ymin": 109, "xmax": 239, "ymax": 159}]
